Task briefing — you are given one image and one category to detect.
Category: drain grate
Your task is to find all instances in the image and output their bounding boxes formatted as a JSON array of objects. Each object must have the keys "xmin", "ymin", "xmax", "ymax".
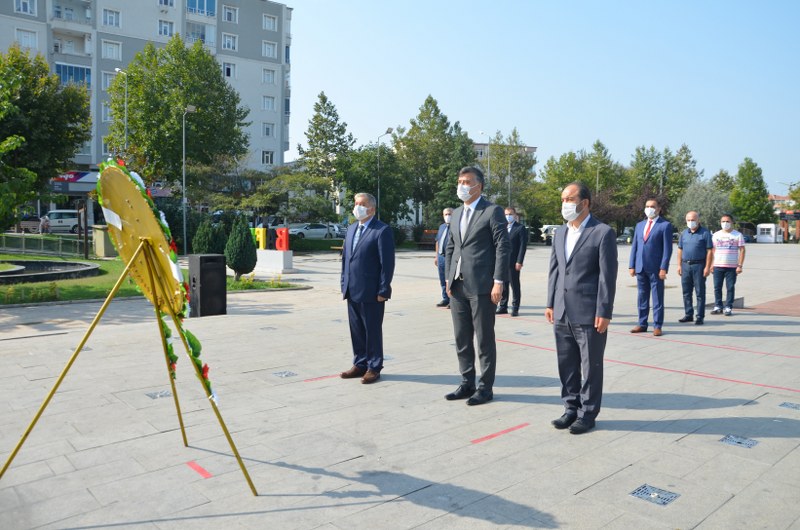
[
  {"xmin": 630, "ymin": 484, "xmax": 680, "ymax": 506},
  {"xmin": 779, "ymin": 402, "xmax": 800, "ymax": 411},
  {"xmin": 273, "ymin": 370, "xmax": 297, "ymax": 378},
  {"xmin": 720, "ymin": 434, "xmax": 758, "ymax": 448},
  {"xmin": 145, "ymin": 390, "xmax": 172, "ymax": 399}
]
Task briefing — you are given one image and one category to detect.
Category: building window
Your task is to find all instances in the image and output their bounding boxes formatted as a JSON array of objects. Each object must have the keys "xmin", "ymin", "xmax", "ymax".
[
  {"xmin": 102, "ymin": 40, "xmax": 122, "ymax": 61},
  {"xmin": 261, "ymin": 41, "xmax": 277, "ymax": 58},
  {"xmin": 187, "ymin": 0, "xmax": 216, "ymax": 17},
  {"xmin": 103, "ymin": 9, "xmax": 121, "ymax": 27},
  {"xmin": 222, "ymin": 62, "xmax": 235, "ymax": 78},
  {"xmin": 159, "ymin": 0, "xmax": 174, "ymax": 6},
  {"xmin": 102, "ymin": 136, "xmax": 111, "ymax": 155},
  {"xmin": 284, "ymin": 98, "xmax": 290, "ymax": 116},
  {"xmin": 222, "ymin": 33, "xmax": 238, "ymax": 51},
  {"xmin": 55, "ymin": 64, "xmax": 91, "ymax": 88},
  {"xmin": 101, "ymin": 71, "xmax": 116, "ymax": 91},
  {"xmin": 15, "ymin": 29, "xmax": 37, "ymax": 50},
  {"xmin": 222, "ymin": 5, "xmax": 238, "ymax": 23},
  {"xmin": 186, "ymin": 22, "xmax": 215, "ymax": 46},
  {"xmin": 262, "ymin": 122, "xmax": 274, "ymax": 137},
  {"xmin": 261, "ymin": 151, "xmax": 274, "ymax": 165},
  {"xmin": 102, "ymin": 102, "xmax": 113, "ymax": 123},
  {"xmin": 158, "ymin": 20, "xmax": 174, "ymax": 37},
  {"xmin": 262, "ymin": 68, "xmax": 275, "ymax": 84},
  {"xmin": 263, "ymin": 14, "xmax": 277, "ymax": 31},
  {"xmin": 262, "ymin": 96, "xmax": 275, "ymax": 111},
  {"xmin": 285, "ymin": 45, "xmax": 290, "ymax": 64},
  {"xmin": 78, "ymin": 140, "xmax": 91, "ymax": 156},
  {"xmin": 14, "ymin": 0, "xmax": 36, "ymax": 16}
]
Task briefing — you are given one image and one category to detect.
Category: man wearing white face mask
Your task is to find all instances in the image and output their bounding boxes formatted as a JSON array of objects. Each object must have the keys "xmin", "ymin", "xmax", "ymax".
[
  {"xmin": 434, "ymin": 208, "xmax": 454, "ymax": 307},
  {"xmin": 497, "ymin": 207, "xmax": 528, "ymax": 317},
  {"xmin": 629, "ymin": 197, "xmax": 673, "ymax": 336},
  {"xmin": 340, "ymin": 193, "xmax": 396, "ymax": 384},
  {"xmin": 677, "ymin": 211, "xmax": 713, "ymax": 325},
  {"xmin": 710, "ymin": 213, "xmax": 745, "ymax": 316}
]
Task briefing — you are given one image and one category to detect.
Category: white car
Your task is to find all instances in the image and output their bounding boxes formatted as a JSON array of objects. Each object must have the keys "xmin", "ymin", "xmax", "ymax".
[
  {"xmin": 288, "ymin": 223, "xmax": 333, "ymax": 239},
  {"xmin": 46, "ymin": 210, "xmax": 80, "ymax": 233}
]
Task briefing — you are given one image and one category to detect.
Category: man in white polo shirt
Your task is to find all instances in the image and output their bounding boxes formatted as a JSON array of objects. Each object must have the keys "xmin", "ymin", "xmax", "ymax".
[{"xmin": 710, "ymin": 213, "xmax": 746, "ymax": 316}]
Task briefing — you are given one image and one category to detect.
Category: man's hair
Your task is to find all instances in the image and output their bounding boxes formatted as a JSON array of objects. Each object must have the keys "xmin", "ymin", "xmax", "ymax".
[
  {"xmin": 566, "ymin": 181, "xmax": 592, "ymax": 206},
  {"xmin": 504, "ymin": 206, "xmax": 517, "ymax": 214},
  {"xmin": 721, "ymin": 213, "xmax": 734, "ymax": 222},
  {"xmin": 354, "ymin": 192, "xmax": 377, "ymax": 208},
  {"xmin": 646, "ymin": 197, "xmax": 661, "ymax": 207},
  {"xmin": 459, "ymin": 166, "xmax": 485, "ymax": 188},
  {"xmin": 443, "ymin": 207, "xmax": 453, "ymax": 214}
]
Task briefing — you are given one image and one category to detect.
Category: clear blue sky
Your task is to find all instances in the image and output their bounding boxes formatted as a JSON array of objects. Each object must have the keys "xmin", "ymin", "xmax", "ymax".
[{"xmin": 287, "ymin": 1, "xmax": 800, "ymax": 195}]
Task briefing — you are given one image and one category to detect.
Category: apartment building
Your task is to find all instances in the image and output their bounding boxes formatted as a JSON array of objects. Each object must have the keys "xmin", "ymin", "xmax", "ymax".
[{"xmin": 1, "ymin": 0, "xmax": 292, "ymax": 177}]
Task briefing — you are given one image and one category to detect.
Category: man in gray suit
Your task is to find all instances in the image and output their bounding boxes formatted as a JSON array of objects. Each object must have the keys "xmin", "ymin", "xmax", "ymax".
[
  {"xmin": 545, "ymin": 182, "xmax": 618, "ymax": 434},
  {"xmin": 444, "ymin": 166, "xmax": 510, "ymax": 406}
]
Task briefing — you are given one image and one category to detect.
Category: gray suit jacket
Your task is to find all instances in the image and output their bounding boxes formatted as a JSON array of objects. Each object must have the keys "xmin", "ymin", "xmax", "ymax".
[
  {"xmin": 547, "ymin": 215, "xmax": 618, "ymax": 325},
  {"xmin": 445, "ymin": 197, "xmax": 510, "ymax": 295}
]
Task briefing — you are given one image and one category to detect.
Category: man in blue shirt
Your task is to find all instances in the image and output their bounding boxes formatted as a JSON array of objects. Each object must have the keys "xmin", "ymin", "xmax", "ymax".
[{"xmin": 676, "ymin": 211, "xmax": 713, "ymax": 325}]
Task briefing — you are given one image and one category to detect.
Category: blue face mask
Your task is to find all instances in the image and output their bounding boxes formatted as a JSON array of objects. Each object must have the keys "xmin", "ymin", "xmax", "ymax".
[{"xmin": 505, "ymin": 215, "xmax": 514, "ymax": 223}]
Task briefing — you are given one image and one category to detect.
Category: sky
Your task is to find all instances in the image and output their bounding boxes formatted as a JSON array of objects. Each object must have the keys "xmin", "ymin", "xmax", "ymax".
[{"xmin": 286, "ymin": 0, "xmax": 800, "ymax": 195}]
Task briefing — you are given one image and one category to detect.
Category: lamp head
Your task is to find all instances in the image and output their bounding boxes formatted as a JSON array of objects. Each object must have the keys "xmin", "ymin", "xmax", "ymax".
[{"xmin": 186, "ymin": 104, "xmax": 197, "ymax": 113}]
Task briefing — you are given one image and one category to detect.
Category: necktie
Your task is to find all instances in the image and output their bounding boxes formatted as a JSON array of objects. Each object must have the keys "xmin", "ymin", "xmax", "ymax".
[
  {"xmin": 644, "ymin": 219, "xmax": 653, "ymax": 242},
  {"xmin": 439, "ymin": 226, "xmax": 448, "ymax": 255},
  {"xmin": 460, "ymin": 208, "xmax": 471, "ymax": 240},
  {"xmin": 352, "ymin": 224, "xmax": 364, "ymax": 252},
  {"xmin": 508, "ymin": 223, "xmax": 512, "ymax": 233}
]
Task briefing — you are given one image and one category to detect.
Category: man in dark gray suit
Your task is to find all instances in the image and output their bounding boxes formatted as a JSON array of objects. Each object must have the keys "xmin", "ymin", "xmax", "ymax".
[
  {"xmin": 545, "ymin": 182, "xmax": 618, "ymax": 434},
  {"xmin": 444, "ymin": 166, "xmax": 510, "ymax": 406}
]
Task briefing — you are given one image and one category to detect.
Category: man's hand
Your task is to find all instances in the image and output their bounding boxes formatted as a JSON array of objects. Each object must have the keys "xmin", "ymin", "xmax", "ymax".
[
  {"xmin": 595, "ymin": 317, "xmax": 611, "ymax": 334},
  {"xmin": 677, "ymin": 265, "xmax": 682, "ymax": 276},
  {"xmin": 377, "ymin": 295, "xmax": 387, "ymax": 302},
  {"xmin": 703, "ymin": 267, "xmax": 710, "ymax": 278},
  {"xmin": 515, "ymin": 263, "xmax": 523, "ymax": 271},
  {"xmin": 433, "ymin": 257, "xmax": 438, "ymax": 266},
  {"xmin": 446, "ymin": 281, "xmax": 451, "ymax": 298},
  {"xmin": 545, "ymin": 307, "xmax": 554, "ymax": 324},
  {"xmin": 658, "ymin": 269, "xmax": 667, "ymax": 280},
  {"xmin": 629, "ymin": 268, "xmax": 635, "ymax": 277},
  {"xmin": 491, "ymin": 283, "xmax": 503, "ymax": 305}
]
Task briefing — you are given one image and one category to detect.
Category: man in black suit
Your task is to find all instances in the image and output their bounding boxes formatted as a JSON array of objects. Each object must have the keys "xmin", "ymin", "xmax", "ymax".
[
  {"xmin": 444, "ymin": 167, "xmax": 510, "ymax": 406},
  {"xmin": 434, "ymin": 207, "xmax": 453, "ymax": 308},
  {"xmin": 340, "ymin": 192, "xmax": 396, "ymax": 384},
  {"xmin": 497, "ymin": 207, "xmax": 528, "ymax": 317}
]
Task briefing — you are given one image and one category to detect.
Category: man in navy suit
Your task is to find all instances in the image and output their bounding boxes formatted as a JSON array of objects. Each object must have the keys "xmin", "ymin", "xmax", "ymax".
[
  {"xmin": 629, "ymin": 197, "xmax": 673, "ymax": 336},
  {"xmin": 434, "ymin": 207, "xmax": 453, "ymax": 308},
  {"xmin": 497, "ymin": 207, "xmax": 528, "ymax": 317},
  {"xmin": 340, "ymin": 192, "xmax": 396, "ymax": 384}
]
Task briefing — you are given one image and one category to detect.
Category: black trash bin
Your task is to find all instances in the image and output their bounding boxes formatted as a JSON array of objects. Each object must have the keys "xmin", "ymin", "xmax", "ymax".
[{"xmin": 188, "ymin": 254, "xmax": 227, "ymax": 317}]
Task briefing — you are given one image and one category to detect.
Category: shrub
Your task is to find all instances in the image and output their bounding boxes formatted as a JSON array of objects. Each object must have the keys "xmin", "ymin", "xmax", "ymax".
[
  {"xmin": 224, "ymin": 216, "xmax": 257, "ymax": 281},
  {"xmin": 192, "ymin": 219, "xmax": 228, "ymax": 255}
]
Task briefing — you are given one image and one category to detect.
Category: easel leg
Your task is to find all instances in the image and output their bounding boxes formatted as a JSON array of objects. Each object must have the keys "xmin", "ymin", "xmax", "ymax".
[{"xmin": 1, "ymin": 240, "xmax": 147, "ymax": 480}]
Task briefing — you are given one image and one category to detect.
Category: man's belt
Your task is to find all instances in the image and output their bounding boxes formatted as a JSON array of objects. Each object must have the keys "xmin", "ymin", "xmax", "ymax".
[{"xmin": 682, "ymin": 259, "xmax": 704, "ymax": 264}]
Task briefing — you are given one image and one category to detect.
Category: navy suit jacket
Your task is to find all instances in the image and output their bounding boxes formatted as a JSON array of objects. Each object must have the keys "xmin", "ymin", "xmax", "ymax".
[
  {"xmin": 341, "ymin": 218, "xmax": 395, "ymax": 303},
  {"xmin": 508, "ymin": 222, "xmax": 528, "ymax": 266},
  {"xmin": 629, "ymin": 216, "xmax": 673, "ymax": 274},
  {"xmin": 435, "ymin": 222, "xmax": 450, "ymax": 255}
]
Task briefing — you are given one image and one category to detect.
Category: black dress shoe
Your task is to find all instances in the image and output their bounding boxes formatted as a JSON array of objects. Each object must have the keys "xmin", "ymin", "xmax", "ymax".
[
  {"xmin": 551, "ymin": 413, "xmax": 577, "ymax": 430},
  {"xmin": 496, "ymin": 307, "xmax": 508, "ymax": 315},
  {"xmin": 569, "ymin": 418, "xmax": 596, "ymax": 434},
  {"xmin": 466, "ymin": 389, "xmax": 493, "ymax": 406},
  {"xmin": 695, "ymin": 319, "xmax": 704, "ymax": 325},
  {"xmin": 445, "ymin": 384, "xmax": 476, "ymax": 401},
  {"xmin": 511, "ymin": 308, "xmax": 519, "ymax": 317},
  {"xmin": 436, "ymin": 300, "xmax": 450, "ymax": 307},
  {"xmin": 678, "ymin": 315, "xmax": 694, "ymax": 323}
]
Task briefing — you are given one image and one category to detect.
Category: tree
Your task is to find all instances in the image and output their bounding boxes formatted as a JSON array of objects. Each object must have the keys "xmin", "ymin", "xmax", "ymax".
[
  {"xmin": 485, "ymin": 128, "xmax": 537, "ymax": 209},
  {"xmin": 671, "ymin": 181, "xmax": 732, "ymax": 231},
  {"xmin": 192, "ymin": 218, "xmax": 227, "ymax": 254},
  {"xmin": 730, "ymin": 158, "xmax": 775, "ymax": 224},
  {"xmin": 297, "ymin": 92, "xmax": 355, "ymax": 214},
  {"xmin": 710, "ymin": 169, "xmax": 735, "ymax": 194},
  {"xmin": 224, "ymin": 215, "xmax": 257, "ymax": 281},
  {"xmin": 106, "ymin": 36, "xmax": 250, "ymax": 181},
  {"xmin": 662, "ymin": 144, "xmax": 701, "ymax": 206},
  {"xmin": 0, "ymin": 44, "xmax": 91, "ymax": 224},
  {"xmin": 344, "ymin": 144, "xmax": 412, "ymax": 225}
]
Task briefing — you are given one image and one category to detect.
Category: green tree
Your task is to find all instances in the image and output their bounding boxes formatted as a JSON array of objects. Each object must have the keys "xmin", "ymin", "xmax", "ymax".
[
  {"xmin": 486, "ymin": 128, "xmax": 537, "ymax": 209},
  {"xmin": 344, "ymin": 143, "xmax": 411, "ymax": 224},
  {"xmin": 106, "ymin": 36, "xmax": 250, "ymax": 180},
  {"xmin": 192, "ymin": 218, "xmax": 227, "ymax": 254},
  {"xmin": 710, "ymin": 169, "xmax": 735, "ymax": 193},
  {"xmin": 297, "ymin": 92, "xmax": 355, "ymax": 214},
  {"xmin": 730, "ymin": 158, "xmax": 775, "ymax": 224},
  {"xmin": 536, "ymin": 151, "xmax": 586, "ymax": 224},
  {"xmin": 224, "ymin": 215, "xmax": 257, "ymax": 281},
  {"xmin": 662, "ymin": 144, "xmax": 701, "ymax": 206},
  {"xmin": 671, "ymin": 181, "xmax": 732, "ymax": 231},
  {"xmin": 0, "ymin": 44, "xmax": 91, "ymax": 224}
]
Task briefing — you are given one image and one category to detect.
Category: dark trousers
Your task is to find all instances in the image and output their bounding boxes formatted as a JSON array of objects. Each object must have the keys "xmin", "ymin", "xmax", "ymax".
[
  {"xmin": 554, "ymin": 315, "xmax": 606, "ymax": 421},
  {"xmin": 449, "ymin": 280, "xmax": 496, "ymax": 390},
  {"xmin": 499, "ymin": 267, "xmax": 521, "ymax": 310},
  {"xmin": 681, "ymin": 262, "xmax": 707, "ymax": 319},
  {"xmin": 347, "ymin": 299, "xmax": 385, "ymax": 372},
  {"xmin": 636, "ymin": 272, "xmax": 665, "ymax": 329},
  {"xmin": 713, "ymin": 267, "xmax": 737, "ymax": 310},
  {"xmin": 437, "ymin": 254, "xmax": 449, "ymax": 302}
]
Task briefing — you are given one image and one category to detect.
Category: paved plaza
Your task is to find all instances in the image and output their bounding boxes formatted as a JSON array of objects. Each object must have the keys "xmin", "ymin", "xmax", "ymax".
[{"xmin": 1, "ymin": 243, "xmax": 799, "ymax": 529}]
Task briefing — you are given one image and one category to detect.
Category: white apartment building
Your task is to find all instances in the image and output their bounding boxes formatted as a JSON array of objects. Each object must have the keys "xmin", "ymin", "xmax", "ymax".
[{"xmin": 1, "ymin": 0, "xmax": 292, "ymax": 180}]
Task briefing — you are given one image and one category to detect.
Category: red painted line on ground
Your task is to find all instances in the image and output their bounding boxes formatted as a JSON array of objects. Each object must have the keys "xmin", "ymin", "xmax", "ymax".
[
  {"xmin": 498, "ymin": 338, "xmax": 555, "ymax": 352},
  {"xmin": 303, "ymin": 374, "xmax": 341, "ymax": 382},
  {"xmin": 187, "ymin": 461, "xmax": 212, "ymax": 478},
  {"xmin": 471, "ymin": 423, "xmax": 530, "ymax": 444}
]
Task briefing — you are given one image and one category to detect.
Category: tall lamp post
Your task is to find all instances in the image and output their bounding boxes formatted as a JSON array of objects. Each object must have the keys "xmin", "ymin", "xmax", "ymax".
[
  {"xmin": 480, "ymin": 131, "xmax": 491, "ymax": 194},
  {"xmin": 182, "ymin": 104, "xmax": 197, "ymax": 256},
  {"xmin": 114, "ymin": 67, "xmax": 128, "ymax": 152},
  {"xmin": 376, "ymin": 127, "xmax": 393, "ymax": 220}
]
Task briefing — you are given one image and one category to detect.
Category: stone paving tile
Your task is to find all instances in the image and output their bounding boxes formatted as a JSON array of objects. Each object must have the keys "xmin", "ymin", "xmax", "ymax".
[
  {"xmin": 695, "ymin": 478, "xmax": 799, "ymax": 529},
  {"xmin": 0, "ymin": 489, "xmax": 101, "ymax": 530}
]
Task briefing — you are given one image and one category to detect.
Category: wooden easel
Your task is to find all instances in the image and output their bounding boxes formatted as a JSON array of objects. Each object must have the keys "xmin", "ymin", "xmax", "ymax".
[{"xmin": 0, "ymin": 237, "xmax": 258, "ymax": 495}]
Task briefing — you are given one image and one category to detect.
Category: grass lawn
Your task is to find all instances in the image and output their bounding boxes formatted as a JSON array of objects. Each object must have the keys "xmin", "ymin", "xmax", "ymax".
[{"xmin": 0, "ymin": 253, "xmax": 297, "ymax": 305}]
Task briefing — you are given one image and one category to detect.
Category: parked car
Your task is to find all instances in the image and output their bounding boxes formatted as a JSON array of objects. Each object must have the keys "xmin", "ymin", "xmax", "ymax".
[
  {"xmin": 288, "ymin": 223, "xmax": 333, "ymax": 239},
  {"xmin": 46, "ymin": 209, "xmax": 79, "ymax": 233},
  {"xmin": 616, "ymin": 226, "xmax": 634, "ymax": 244},
  {"xmin": 330, "ymin": 223, "xmax": 347, "ymax": 238},
  {"xmin": 17, "ymin": 214, "xmax": 45, "ymax": 233},
  {"xmin": 540, "ymin": 225, "xmax": 559, "ymax": 245}
]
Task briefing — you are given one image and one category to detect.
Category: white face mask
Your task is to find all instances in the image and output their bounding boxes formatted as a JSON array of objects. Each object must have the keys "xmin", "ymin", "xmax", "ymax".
[
  {"xmin": 505, "ymin": 215, "xmax": 514, "ymax": 223},
  {"xmin": 457, "ymin": 183, "xmax": 479, "ymax": 202},
  {"xmin": 721, "ymin": 221, "xmax": 732, "ymax": 231},
  {"xmin": 644, "ymin": 207, "xmax": 657, "ymax": 219},
  {"xmin": 443, "ymin": 215, "xmax": 451, "ymax": 223},
  {"xmin": 687, "ymin": 220, "xmax": 698, "ymax": 230},
  {"xmin": 353, "ymin": 205, "xmax": 369, "ymax": 221},
  {"xmin": 561, "ymin": 201, "xmax": 582, "ymax": 222}
]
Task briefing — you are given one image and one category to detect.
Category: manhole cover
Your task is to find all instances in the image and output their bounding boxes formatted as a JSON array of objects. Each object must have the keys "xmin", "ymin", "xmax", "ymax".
[
  {"xmin": 720, "ymin": 434, "xmax": 758, "ymax": 448},
  {"xmin": 273, "ymin": 371, "xmax": 297, "ymax": 378},
  {"xmin": 145, "ymin": 390, "xmax": 172, "ymax": 399},
  {"xmin": 779, "ymin": 402, "xmax": 800, "ymax": 411},
  {"xmin": 630, "ymin": 484, "xmax": 680, "ymax": 506}
]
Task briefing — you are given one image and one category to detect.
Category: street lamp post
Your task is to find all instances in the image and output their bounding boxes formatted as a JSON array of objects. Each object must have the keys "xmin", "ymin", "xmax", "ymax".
[
  {"xmin": 114, "ymin": 68, "xmax": 128, "ymax": 152},
  {"xmin": 377, "ymin": 127, "xmax": 393, "ymax": 220},
  {"xmin": 182, "ymin": 104, "xmax": 197, "ymax": 256},
  {"xmin": 480, "ymin": 131, "xmax": 491, "ymax": 193}
]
